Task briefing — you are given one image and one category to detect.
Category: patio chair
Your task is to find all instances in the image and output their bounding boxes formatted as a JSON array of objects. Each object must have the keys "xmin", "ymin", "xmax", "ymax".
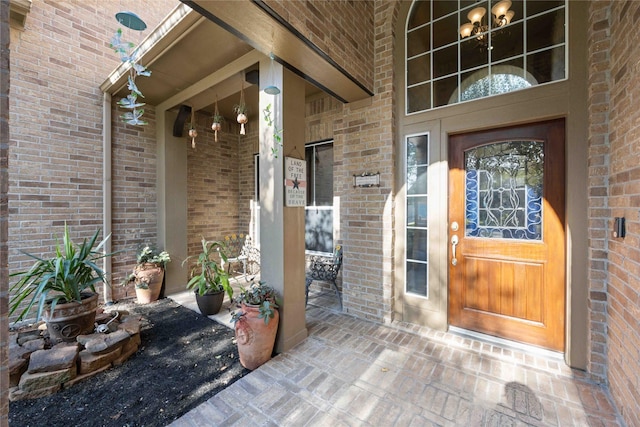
[
  {"xmin": 305, "ymin": 245, "xmax": 343, "ymax": 309},
  {"xmin": 220, "ymin": 234, "xmax": 260, "ymax": 281}
]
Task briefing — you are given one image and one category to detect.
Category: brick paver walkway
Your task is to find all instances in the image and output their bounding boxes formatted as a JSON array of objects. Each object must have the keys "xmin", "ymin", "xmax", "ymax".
[{"xmin": 170, "ymin": 295, "xmax": 622, "ymax": 426}]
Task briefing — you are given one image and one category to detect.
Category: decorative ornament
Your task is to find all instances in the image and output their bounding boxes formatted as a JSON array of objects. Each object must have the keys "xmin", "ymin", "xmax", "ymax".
[
  {"xmin": 234, "ymin": 75, "xmax": 248, "ymax": 135},
  {"xmin": 211, "ymin": 96, "xmax": 223, "ymax": 142},
  {"xmin": 189, "ymin": 107, "xmax": 198, "ymax": 149}
]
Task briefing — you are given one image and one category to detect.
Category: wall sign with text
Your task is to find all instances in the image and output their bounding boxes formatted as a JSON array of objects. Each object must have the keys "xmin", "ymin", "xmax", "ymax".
[{"xmin": 284, "ymin": 157, "xmax": 307, "ymax": 207}]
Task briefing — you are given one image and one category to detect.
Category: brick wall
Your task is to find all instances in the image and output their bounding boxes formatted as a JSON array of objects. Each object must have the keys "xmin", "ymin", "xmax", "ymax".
[
  {"xmin": 7, "ymin": 1, "xmax": 175, "ymax": 316},
  {"xmin": 264, "ymin": 0, "xmax": 374, "ymax": 92},
  {"xmin": 587, "ymin": 0, "xmax": 611, "ymax": 384},
  {"xmin": 598, "ymin": 1, "xmax": 640, "ymax": 425},
  {"xmin": 1, "ymin": 0, "xmax": 9, "ymax": 422},
  {"xmin": 186, "ymin": 111, "xmax": 239, "ymax": 255}
]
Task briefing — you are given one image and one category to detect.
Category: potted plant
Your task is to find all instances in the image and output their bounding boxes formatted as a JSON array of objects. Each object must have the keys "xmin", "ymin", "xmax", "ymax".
[
  {"xmin": 126, "ymin": 245, "xmax": 171, "ymax": 304},
  {"xmin": 234, "ymin": 98, "xmax": 248, "ymax": 135},
  {"xmin": 182, "ymin": 238, "xmax": 233, "ymax": 315},
  {"xmin": 9, "ymin": 224, "xmax": 112, "ymax": 342},
  {"xmin": 211, "ymin": 112, "xmax": 223, "ymax": 142},
  {"xmin": 231, "ymin": 279, "xmax": 280, "ymax": 370}
]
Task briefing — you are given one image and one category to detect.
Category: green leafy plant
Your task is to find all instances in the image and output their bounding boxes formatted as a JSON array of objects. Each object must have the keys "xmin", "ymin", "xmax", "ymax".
[
  {"xmin": 182, "ymin": 238, "xmax": 233, "ymax": 299},
  {"xmin": 110, "ymin": 28, "xmax": 151, "ymax": 125},
  {"xmin": 136, "ymin": 245, "xmax": 171, "ymax": 267},
  {"xmin": 231, "ymin": 279, "xmax": 279, "ymax": 325},
  {"xmin": 10, "ymin": 224, "xmax": 112, "ymax": 322},
  {"xmin": 233, "ymin": 103, "xmax": 248, "ymax": 115},
  {"xmin": 262, "ymin": 104, "xmax": 283, "ymax": 157}
]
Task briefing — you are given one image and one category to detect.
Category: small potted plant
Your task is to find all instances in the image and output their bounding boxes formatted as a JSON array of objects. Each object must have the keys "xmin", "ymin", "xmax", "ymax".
[
  {"xmin": 234, "ymin": 101, "xmax": 248, "ymax": 135},
  {"xmin": 231, "ymin": 279, "xmax": 280, "ymax": 370},
  {"xmin": 182, "ymin": 238, "xmax": 233, "ymax": 315},
  {"xmin": 126, "ymin": 245, "xmax": 171, "ymax": 304},
  {"xmin": 9, "ymin": 223, "xmax": 112, "ymax": 342},
  {"xmin": 211, "ymin": 112, "xmax": 224, "ymax": 142}
]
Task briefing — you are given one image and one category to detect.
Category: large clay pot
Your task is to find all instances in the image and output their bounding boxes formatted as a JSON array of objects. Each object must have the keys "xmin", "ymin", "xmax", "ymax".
[
  {"xmin": 194, "ymin": 289, "xmax": 224, "ymax": 315},
  {"xmin": 134, "ymin": 263, "xmax": 164, "ymax": 304},
  {"xmin": 42, "ymin": 292, "xmax": 99, "ymax": 342},
  {"xmin": 235, "ymin": 303, "xmax": 279, "ymax": 370}
]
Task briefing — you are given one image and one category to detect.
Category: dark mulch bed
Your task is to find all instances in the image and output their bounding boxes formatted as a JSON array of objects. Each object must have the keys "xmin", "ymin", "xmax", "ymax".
[{"xmin": 9, "ymin": 298, "xmax": 249, "ymax": 427}]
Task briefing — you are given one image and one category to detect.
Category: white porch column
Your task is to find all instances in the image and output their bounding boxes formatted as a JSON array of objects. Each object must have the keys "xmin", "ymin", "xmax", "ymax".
[{"xmin": 259, "ymin": 58, "xmax": 308, "ymax": 353}]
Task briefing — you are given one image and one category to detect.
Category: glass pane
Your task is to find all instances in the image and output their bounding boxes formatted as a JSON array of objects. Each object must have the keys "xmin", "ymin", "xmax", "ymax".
[
  {"xmin": 460, "ymin": 67, "xmax": 489, "ymax": 101},
  {"xmin": 460, "ymin": 38, "xmax": 488, "ymax": 71},
  {"xmin": 408, "ymin": 83, "xmax": 431, "ymax": 113},
  {"xmin": 527, "ymin": 45, "xmax": 565, "ymax": 84},
  {"xmin": 526, "ymin": 9, "xmax": 565, "ymax": 52},
  {"xmin": 526, "ymin": 0, "xmax": 563, "ymax": 17},
  {"xmin": 406, "ymin": 262, "xmax": 427, "ymax": 296},
  {"xmin": 433, "ymin": 45, "xmax": 458, "ymax": 78},
  {"xmin": 433, "ymin": 13, "xmax": 458, "ymax": 49},
  {"xmin": 434, "ymin": 75, "xmax": 458, "ymax": 107},
  {"xmin": 408, "ymin": 166, "xmax": 428, "ymax": 195},
  {"xmin": 407, "ymin": 228, "xmax": 428, "ymax": 261},
  {"xmin": 408, "ymin": 54, "xmax": 430, "ymax": 86},
  {"xmin": 465, "ymin": 140, "xmax": 543, "ymax": 240},
  {"xmin": 407, "ymin": 135, "xmax": 428, "ymax": 167},
  {"xmin": 314, "ymin": 144, "xmax": 333, "ymax": 206},
  {"xmin": 433, "ymin": 0, "xmax": 457, "ymax": 19},
  {"xmin": 408, "ymin": 25, "xmax": 431, "ymax": 58},
  {"xmin": 491, "ymin": 21, "xmax": 523, "ymax": 62},
  {"xmin": 408, "ymin": 0, "xmax": 430, "ymax": 30},
  {"xmin": 305, "ymin": 208, "xmax": 333, "ymax": 253},
  {"xmin": 407, "ymin": 196, "xmax": 428, "ymax": 227}
]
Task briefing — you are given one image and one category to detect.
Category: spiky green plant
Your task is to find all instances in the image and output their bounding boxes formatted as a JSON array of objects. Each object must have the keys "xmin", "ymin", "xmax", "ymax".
[{"xmin": 10, "ymin": 224, "xmax": 112, "ymax": 322}]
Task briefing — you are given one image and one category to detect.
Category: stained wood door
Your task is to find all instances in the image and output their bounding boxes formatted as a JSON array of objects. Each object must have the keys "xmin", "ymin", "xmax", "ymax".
[{"xmin": 448, "ymin": 119, "xmax": 565, "ymax": 351}]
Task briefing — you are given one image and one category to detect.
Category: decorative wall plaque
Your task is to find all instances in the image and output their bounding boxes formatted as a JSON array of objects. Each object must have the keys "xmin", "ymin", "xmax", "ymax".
[
  {"xmin": 353, "ymin": 172, "xmax": 380, "ymax": 188},
  {"xmin": 284, "ymin": 156, "xmax": 307, "ymax": 207}
]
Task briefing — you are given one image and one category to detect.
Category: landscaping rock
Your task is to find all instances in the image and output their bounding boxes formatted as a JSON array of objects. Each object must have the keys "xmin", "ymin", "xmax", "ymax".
[
  {"xmin": 9, "ymin": 358, "xmax": 27, "ymax": 387},
  {"xmin": 18, "ymin": 367, "xmax": 75, "ymax": 392},
  {"xmin": 113, "ymin": 334, "xmax": 141, "ymax": 366},
  {"xmin": 9, "ymin": 384, "xmax": 61, "ymax": 401},
  {"xmin": 77, "ymin": 330, "xmax": 130, "ymax": 355},
  {"xmin": 27, "ymin": 345, "xmax": 79, "ymax": 374},
  {"xmin": 10, "ymin": 338, "xmax": 45, "ymax": 360},
  {"xmin": 65, "ymin": 364, "xmax": 111, "ymax": 387},
  {"xmin": 78, "ymin": 347, "xmax": 122, "ymax": 374},
  {"xmin": 118, "ymin": 316, "xmax": 141, "ymax": 335},
  {"xmin": 16, "ymin": 328, "xmax": 42, "ymax": 345}
]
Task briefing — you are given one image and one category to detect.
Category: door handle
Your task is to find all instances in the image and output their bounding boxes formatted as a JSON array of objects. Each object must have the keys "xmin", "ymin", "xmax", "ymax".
[{"xmin": 451, "ymin": 235, "xmax": 459, "ymax": 266}]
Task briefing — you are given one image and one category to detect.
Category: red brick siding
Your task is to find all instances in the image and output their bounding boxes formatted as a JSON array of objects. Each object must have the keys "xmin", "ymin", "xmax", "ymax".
[
  {"xmin": 264, "ymin": 0, "xmax": 374, "ymax": 92},
  {"xmin": 593, "ymin": 0, "xmax": 640, "ymax": 425},
  {"xmin": 8, "ymin": 0, "xmax": 175, "ymax": 316},
  {"xmin": 1, "ymin": 0, "xmax": 10, "ymax": 421}
]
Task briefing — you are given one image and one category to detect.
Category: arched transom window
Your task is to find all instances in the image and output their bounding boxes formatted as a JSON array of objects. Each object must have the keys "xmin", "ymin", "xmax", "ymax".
[{"xmin": 406, "ymin": 0, "xmax": 567, "ymax": 114}]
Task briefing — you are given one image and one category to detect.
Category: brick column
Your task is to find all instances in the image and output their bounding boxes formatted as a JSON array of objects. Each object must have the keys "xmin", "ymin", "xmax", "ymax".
[{"xmin": 0, "ymin": 0, "xmax": 10, "ymax": 424}]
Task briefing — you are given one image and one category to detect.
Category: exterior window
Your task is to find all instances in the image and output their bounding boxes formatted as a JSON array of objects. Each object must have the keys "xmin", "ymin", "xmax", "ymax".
[
  {"xmin": 405, "ymin": 134, "xmax": 429, "ymax": 297},
  {"xmin": 406, "ymin": 0, "xmax": 567, "ymax": 114},
  {"xmin": 305, "ymin": 141, "xmax": 334, "ymax": 254}
]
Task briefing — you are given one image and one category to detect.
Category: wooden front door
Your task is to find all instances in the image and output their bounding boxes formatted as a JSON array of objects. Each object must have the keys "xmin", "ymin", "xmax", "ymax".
[{"xmin": 448, "ymin": 119, "xmax": 565, "ymax": 351}]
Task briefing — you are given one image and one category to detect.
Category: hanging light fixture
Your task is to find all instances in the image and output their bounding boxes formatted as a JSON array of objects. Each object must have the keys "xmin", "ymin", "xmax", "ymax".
[
  {"xmin": 459, "ymin": 0, "xmax": 514, "ymax": 40},
  {"xmin": 234, "ymin": 74, "xmax": 248, "ymax": 135},
  {"xmin": 211, "ymin": 95, "xmax": 222, "ymax": 142},
  {"xmin": 264, "ymin": 53, "xmax": 281, "ymax": 95},
  {"xmin": 188, "ymin": 106, "xmax": 198, "ymax": 149}
]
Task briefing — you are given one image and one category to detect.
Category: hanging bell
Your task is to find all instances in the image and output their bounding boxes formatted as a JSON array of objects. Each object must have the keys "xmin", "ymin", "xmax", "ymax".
[{"xmin": 189, "ymin": 128, "xmax": 198, "ymax": 149}]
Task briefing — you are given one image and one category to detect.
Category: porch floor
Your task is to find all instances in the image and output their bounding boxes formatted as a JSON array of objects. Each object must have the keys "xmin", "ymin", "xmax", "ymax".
[{"xmin": 167, "ymin": 283, "xmax": 622, "ymax": 426}]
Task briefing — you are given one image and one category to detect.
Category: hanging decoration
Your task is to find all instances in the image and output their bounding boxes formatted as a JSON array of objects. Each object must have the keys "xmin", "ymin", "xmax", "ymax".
[
  {"xmin": 188, "ymin": 107, "xmax": 198, "ymax": 149},
  {"xmin": 264, "ymin": 53, "xmax": 281, "ymax": 95},
  {"xmin": 234, "ymin": 73, "xmax": 248, "ymax": 135},
  {"xmin": 211, "ymin": 96, "xmax": 223, "ymax": 142}
]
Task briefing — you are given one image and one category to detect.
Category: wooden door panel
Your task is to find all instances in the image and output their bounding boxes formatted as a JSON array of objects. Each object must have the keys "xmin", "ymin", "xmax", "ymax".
[{"xmin": 449, "ymin": 119, "xmax": 565, "ymax": 351}]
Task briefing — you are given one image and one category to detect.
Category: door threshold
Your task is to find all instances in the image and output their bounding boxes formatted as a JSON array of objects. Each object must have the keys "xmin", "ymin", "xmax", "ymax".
[{"xmin": 448, "ymin": 326, "xmax": 565, "ymax": 362}]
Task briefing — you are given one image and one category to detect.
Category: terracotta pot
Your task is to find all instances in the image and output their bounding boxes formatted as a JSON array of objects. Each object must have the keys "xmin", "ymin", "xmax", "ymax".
[
  {"xmin": 235, "ymin": 303, "xmax": 279, "ymax": 370},
  {"xmin": 134, "ymin": 263, "xmax": 164, "ymax": 304},
  {"xmin": 42, "ymin": 292, "xmax": 99, "ymax": 342},
  {"xmin": 194, "ymin": 289, "xmax": 224, "ymax": 315}
]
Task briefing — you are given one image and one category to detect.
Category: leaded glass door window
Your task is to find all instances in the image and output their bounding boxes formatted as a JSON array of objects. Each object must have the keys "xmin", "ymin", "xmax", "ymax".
[{"xmin": 464, "ymin": 141, "xmax": 543, "ymax": 240}]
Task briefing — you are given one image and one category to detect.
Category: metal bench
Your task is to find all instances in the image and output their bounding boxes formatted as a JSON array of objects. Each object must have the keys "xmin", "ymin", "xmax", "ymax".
[
  {"xmin": 220, "ymin": 234, "xmax": 260, "ymax": 281},
  {"xmin": 305, "ymin": 245, "xmax": 343, "ymax": 309}
]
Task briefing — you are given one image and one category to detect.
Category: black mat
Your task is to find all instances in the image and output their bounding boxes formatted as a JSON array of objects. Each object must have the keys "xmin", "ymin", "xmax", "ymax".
[{"xmin": 9, "ymin": 298, "xmax": 248, "ymax": 427}]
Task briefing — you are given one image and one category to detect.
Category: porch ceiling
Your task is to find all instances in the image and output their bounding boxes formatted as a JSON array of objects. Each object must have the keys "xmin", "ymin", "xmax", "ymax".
[{"xmin": 102, "ymin": 1, "xmax": 371, "ymax": 121}]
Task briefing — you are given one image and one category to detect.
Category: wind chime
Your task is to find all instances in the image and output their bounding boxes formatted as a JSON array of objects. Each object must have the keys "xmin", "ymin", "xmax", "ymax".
[
  {"xmin": 211, "ymin": 96, "xmax": 222, "ymax": 142},
  {"xmin": 234, "ymin": 73, "xmax": 248, "ymax": 135},
  {"xmin": 188, "ymin": 106, "xmax": 198, "ymax": 149}
]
